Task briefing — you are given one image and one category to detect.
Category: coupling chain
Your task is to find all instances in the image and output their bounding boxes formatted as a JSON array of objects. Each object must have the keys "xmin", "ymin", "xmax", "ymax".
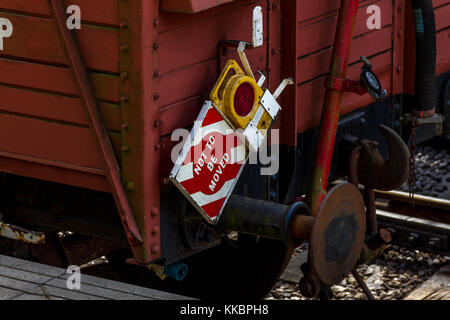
[{"xmin": 408, "ymin": 117, "xmax": 418, "ymax": 208}]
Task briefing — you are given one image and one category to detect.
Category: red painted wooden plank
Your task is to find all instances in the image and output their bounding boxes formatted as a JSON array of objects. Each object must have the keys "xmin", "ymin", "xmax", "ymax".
[
  {"xmin": 435, "ymin": 3, "xmax": 450, "ymax": 30},
  {"xmin": 296, "ymin": 51, "xmax": 392, "ymax": 133},
  {"xmin": 159, "ymin": 0, "xmax": 267, "ymax": 74},
  {"xmin": 158, "ymin": 0, "xmax": 256, "ymax": 32},
  {"xmin": 0, "ymin": 113, "xmax": 121, "ymax": 169},
  {"xmin": 433, "ymin": 0, "xmax": 449, "ymax": 8},
  {"xmin": 159, "ymin": 47, "xmax": 267, "ymax": 108},
  {"xmin": 0, "ymin": 151, "xmax": 110, "ymax": 192},
  {"xmin": 0, "ymin": 85, "xmax": 121, "ymax": 131},
  {"xmin": 0, "ymin": 58, "xmax": 120, "ymax": 102},
  {"xmin": 297, "ymin": 26, "xmax": 392, "ymax": 83},
  {"xmin": 0, "ymin": 13, "xmax": 119, "ymax": 73},
  {"xmin": 160, "ymin": 0, "xmax": 234, "ymax": 13},
  {"xmin": 297, "ymin": 0, "xmax": 392, "ymax": 58},
  {"xmin": 297, "ymin": 0, "xmax": 377, "ymax": 23},
  {"xmin": 159, "ymin": 58, "xmax": 217, "ymax": 108},
  {"xmin": 159, "ymin": 96, "xmax": 204, "ymax": 136},
  {"xmin": 0, "ymin": 0, "xmax": 119, "ymax": 26}
]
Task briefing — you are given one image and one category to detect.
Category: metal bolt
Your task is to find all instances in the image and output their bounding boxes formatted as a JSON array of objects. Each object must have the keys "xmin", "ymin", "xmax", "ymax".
[
  {"xmin": 153, "ymin": 70, "xmax": 161, "ymax": 78},
  {"xmin": 151, "ymin": 206, "xmax": 160, "ymax": 217},
  {"xmin": 120, "ymin": 20, "xmax": 129, "ymax": 29},
  {"xmin": 151, "ymin": 245, "xmax": 160, "ymax": 254},
  {"xmin": 428, "ymin": 237, "xmax": 440, "ymax": 249},
  {"xmin": 121, "ymin": 94, "xmax": 129, "ymax": 103},
  {"xmin": 154, "ymin": 120, "xmax": 161, "ymax": 128},
  {"xmin": 153, "ymin": 93, "xmax": 160, "ymax": 100},
  {"xmin": 120, "ymin": 44, "xmax": 129, "ymax": 52},
  {"xmin": 272, "ymin": 2, "xmax": 278, "ymax": 9},
  {"xmin": 121, "ymin": 145, "xmax": 130, "ymax": 152},
  {"xmin": 153, "ymin": 42, "xmax": 160, "ymax": 50},
  {"xmin": 151, "ymin": 225, "xmax": 160, "ymax": 235},
  {"xmin": 153, "ymin": 18, "xmax": 159, "ymax": 27},
  {"xmin": 271, "ymin": 48, "xmax": 277, "ymax": 55},
  {"xmin": 120, "ymin": 72, "xmax": 129, "ymax": 79},
  {"xmin": 121, "ymin": 122, "xmax": 129, "ymax": 130},
  {"xmin": 126, "ymin": 182, "xmax": 136, "ymax": 191},
  {"xmin": 407, "ymin": 232, "xmax": 419, "ymax": 244},
  {"xmin": 398, "ymin": 29, "xmax": 402, "ymax": 37}
]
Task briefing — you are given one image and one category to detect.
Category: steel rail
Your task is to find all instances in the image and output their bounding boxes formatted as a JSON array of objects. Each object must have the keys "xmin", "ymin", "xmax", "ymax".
[
  {"xmin": 374, "ymin": 190, "xmax": 450, "ymax": 212},
  {"xmin": 377, "ymin": 209, "xmax": 450, "ymax": 255}
]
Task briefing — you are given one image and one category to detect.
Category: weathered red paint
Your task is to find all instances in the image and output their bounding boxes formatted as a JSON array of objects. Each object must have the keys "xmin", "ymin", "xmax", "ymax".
[
  {"xmin": 48, "ymin": 0, "xmax": 143, "ymax": 248},
  {"xmin": 307, "ymin": 0, "xmax": 360, "ymax": 216},
  {"xmin": 0, "ymin": 0, "xmax": 448, "ymax": 266},
  {"xmin": 160, "ymin": 0, "xmax": 234, "ymax": 13}
]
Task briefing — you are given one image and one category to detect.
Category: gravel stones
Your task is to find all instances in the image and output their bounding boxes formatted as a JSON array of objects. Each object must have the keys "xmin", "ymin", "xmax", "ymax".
[
  {"xmin": 268, "ymin": 245, "xmax": 449, "ymax": 300},
  {"xmin": 399, "ymin": 145, "xmax": 450, "ymax": 200}
]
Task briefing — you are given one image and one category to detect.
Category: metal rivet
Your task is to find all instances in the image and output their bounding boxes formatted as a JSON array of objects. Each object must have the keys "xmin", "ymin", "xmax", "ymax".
[
  {"xmin": 153, "ymin": 93, "xmax": 160, "ymax": 100},
  {"xmin": 153, "ymin": 70, "xmax": 160, "ymax": 78},
  {"xmin": 151, "ymin": 245, "xmax": 160, "ymax": 254},
  {"xmin": 271, "ymin": 48, "xmax": 277, "ymax": 55},
  {"xmin": 397, "ymin": 65, "xmax": 401, "ymax": 73},
  {"xmin": 151, "ymin": 225, "xmax": 160, "ymax": 235},
  {"xmin": 155, "ymin": 143, "xmax": 162, "ymax": 150},
  {"xmin": 151, "ymin": 206, "xmax": 160, "ymax": 217},
  {"xmin": 120, "ymin": 72, "xmax": 129, "ymax": 79},
  {"xmin": 120, "ymin": 20, "xmax": 129, "ymax": 29},
  {"xmin": 121, "ymin": 145, "xmax": 130, "ymax": 152},
  {"xmin": 272, "ymin": 3, "xmax": 278, "ymax": 9},
  {"xmin": 398, "ymin": 29, "xmax": 402, "ymax": 37},
  {"xmin": 121, "ymin": 94, "xmax": 129, "ymax": 103},
  {"xmin": 121, "ymin": 122, "xmax": 129, "ymax": 130},
  {"xmin": 154, "ymin": 120, "xmax": 161, "ymax": 128},
  {"xmin": 120, "ymin": 44, "xmax": 129, "ymax": 52},
  {"xmin": 127, "ymin": 182, "xmax": 136, "ymax": 191},
  {"xmin": 153, "ymin": 42, "xmax": 160, "ymax": 50},
  {"xmin": 153, "ymin": 18, "xmax": 159, "ymax": 27}
]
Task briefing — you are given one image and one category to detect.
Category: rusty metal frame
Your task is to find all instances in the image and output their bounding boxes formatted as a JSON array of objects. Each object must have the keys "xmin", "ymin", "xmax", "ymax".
[
  {"xmin": 48, "ymin": 0, "xmax": 146, "ymax": 256},
  {"xmin": 118, "ymin": 0, "xmax": 162, "ymax": 264},
  {"xmin": 307, "ymin": 0, "xmax": 360, "ymax": 216}
]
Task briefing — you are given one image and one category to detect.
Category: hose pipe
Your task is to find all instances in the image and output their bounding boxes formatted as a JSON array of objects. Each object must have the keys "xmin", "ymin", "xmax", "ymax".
[{"xmin": 411, "ymin": 0, "xmax": 437, "ymax": 117}]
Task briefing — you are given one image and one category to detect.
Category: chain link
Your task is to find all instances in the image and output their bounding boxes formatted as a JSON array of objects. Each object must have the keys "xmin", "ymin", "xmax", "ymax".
[{"xmin": 408, "ymin": 117, "xmax": 418, "ymax": 208}]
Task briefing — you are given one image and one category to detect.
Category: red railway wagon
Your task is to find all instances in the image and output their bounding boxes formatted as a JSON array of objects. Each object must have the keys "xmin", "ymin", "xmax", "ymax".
[{"xmin": 0, "ymin": 0, "xmax": 448, "ymax": 298}]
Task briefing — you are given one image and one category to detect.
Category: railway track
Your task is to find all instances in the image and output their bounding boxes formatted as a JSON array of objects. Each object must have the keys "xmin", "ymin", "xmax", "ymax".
[
  {"xmin": 270, "ymin": 188, "xmax": 450, "ymax": 300},
  {"xmin": 375, "ymin": 190, "xmax": 450, "ymax": 256}
]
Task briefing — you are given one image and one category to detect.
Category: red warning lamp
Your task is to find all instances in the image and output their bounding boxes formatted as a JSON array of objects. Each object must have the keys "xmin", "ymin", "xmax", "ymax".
[{"xmin": 234, "ymin": 82, "xmax": 255, "ymax": 117}]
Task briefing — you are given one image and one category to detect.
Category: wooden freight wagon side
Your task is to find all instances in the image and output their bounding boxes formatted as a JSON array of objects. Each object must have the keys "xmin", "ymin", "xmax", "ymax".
[
  {"xmin": 0, "ymin": 0, "xmax": 121, "ymax": 192},
  {"xmin": 278, "ymin": 0, "xmax": 449, "ymax": 145}
]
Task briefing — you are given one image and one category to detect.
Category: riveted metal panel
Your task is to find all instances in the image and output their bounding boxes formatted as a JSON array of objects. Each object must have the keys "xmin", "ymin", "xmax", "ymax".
[{"xmin": 119, "ymin": 0, "xmax": 161, "ymax": 263}]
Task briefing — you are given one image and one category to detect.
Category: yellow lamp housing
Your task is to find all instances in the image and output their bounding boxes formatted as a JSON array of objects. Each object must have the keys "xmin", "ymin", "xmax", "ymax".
[{"xmin": 210, "ymin": 58, "xmax": 285, "ymax": 152}]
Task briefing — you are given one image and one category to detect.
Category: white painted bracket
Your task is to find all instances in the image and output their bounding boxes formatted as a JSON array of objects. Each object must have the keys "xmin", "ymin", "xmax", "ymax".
[
  {"xmin": 273, "ymin": 78, "xmax": 294, "ymax": 100},
  {"xmin": 237, "ymin": 41, "xmax": 255, "ymax": 80},
  {"xmin": 257, "ymin": 71, "xmax": 266, "ymax": 87},
  {"xmin": 252, "ymin": 6, "xmax": 263, "ymax": 48}
]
